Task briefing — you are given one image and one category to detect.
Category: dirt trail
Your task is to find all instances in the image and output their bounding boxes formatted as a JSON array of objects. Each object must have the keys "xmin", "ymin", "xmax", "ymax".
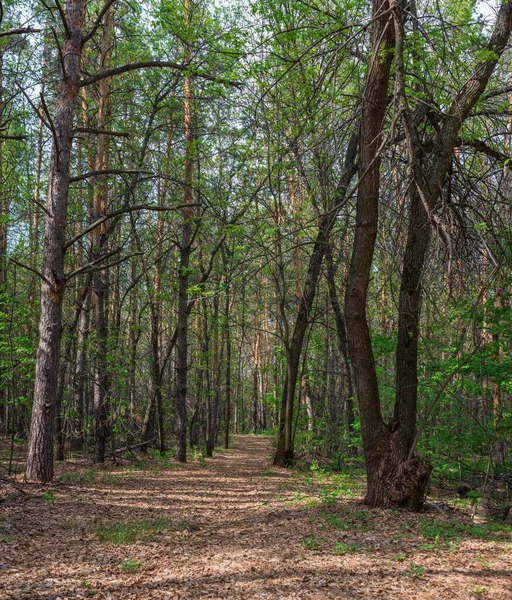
[{"xmin": 1, "ymin": 435, "xmax": 511, "ymax": 599}]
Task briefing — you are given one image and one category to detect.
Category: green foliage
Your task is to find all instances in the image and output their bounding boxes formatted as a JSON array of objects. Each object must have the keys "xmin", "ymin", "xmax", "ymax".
[
  {"xmin": 96, "ymin": 519, "xmax": 172, "ymax": 545},
  {"xmin": 42, "ymin": 490, "xmax": 54, "ymax": 506},
  {"xmin": 332, "ymin": 541, "xmax": 361, "ymax": 555},
  {"xmin": 120, "ymin": 558, "xmax": 141, "ymax": 572},
  {"xmin": 403, "ymin": 562, "xmax": 426, "ymax": 580},
  {"xmin": 301, "ymin": 534, "xmax": 319, "ymax": 551},
  {"xmin": 58, "ymin": 470, "xmax": 96, "ymax": 485}
]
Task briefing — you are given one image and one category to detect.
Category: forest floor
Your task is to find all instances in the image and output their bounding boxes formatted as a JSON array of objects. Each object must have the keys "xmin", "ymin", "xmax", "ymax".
[{"xmin": 1, "ymin": 435, "xmax": 511, "ymax": 600}]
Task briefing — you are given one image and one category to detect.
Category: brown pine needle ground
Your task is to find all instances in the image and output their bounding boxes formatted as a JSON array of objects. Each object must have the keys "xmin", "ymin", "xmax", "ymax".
[{"xmin": 1, "ymin": 435, "xmax": 511, "ymax": 599}]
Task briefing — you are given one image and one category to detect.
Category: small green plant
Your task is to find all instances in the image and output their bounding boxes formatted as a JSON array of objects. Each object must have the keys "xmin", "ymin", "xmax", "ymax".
[
  {"xmin": 321, "ymin": 510, "xmax": 348, "ymax": 530},
  {"xmin": 259, "ymin": 470, "xmax": 280, "ymax": 477},
  {"xmin": 351, "ymin": 509, "xmax": 375, "ymax": 531},
  {"xmin": 42, "ymin": 490, "xmax": 54, "ymax": 506},
  {"xmin": 393, "ymin": 552, "xmax": 407, "ymax": 562},
  {"xmin": 96, "ymin": 519, "xmax": 171, "ymax": 545},
  {"xmin": 293, "ymin": 491, "xmax": 307, "ymax": 502},
  {"xmin": 320, "ymin": 487, "xmax": 338, "ymax": 506},
  {"xmin": 191, "ymin": 447, "xmax": 207, "ymax": 467},
  {"xmin": 403, "ymin": 562, "xmax": 426, "ymax": 580},
  {"xmin": 59, "ymin": 469, "xmax": 96, "ymax": 484},
  {"xmin": 81, "ymin": 580, "xmax": 96, "ymax": 596},
  {"xmin": 301, "ymin": 534, "xmax": 319, "ymax": 551},
  {"xmin": 310, "ymin": 459, "xmax": 325, "ymax": 474},
  {"xmin": 120, "ymin": 558, "xmax": 141, "ymax": 572},
  {"xmin": 102, "ymin": 473, "xmax": 122, "ymax": 486},
  {"xmin": 333, "ymin": 542, "xmax": 348, "ymax": 555},
  {"xmin": 468, "ymin": 490, "xmax": 482, "ymax": 515},
  {"xmin": 333, "ymin": 541, "xmax": 361, "ymax": 555}
]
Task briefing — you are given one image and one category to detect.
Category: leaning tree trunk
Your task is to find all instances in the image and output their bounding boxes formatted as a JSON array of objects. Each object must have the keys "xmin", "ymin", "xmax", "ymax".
[
  {"xmin": 273, "ymin": 134, "xmax": 357, "ymax": 466},
  {"xmin": 25, "ymin": 0, "xmax": 86, "ymax": 483},
  {"xmin": 344, "ymin": 0, "xmax": 405, "ymax": 508}
]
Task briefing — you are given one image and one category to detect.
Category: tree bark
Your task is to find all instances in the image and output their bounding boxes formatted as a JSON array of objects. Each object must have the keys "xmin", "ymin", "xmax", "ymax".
[
  {"xmin": 343, "ymin": 0, "xmax": 512, "ymax": 509},
  {"xmin": 175, "ymin": 0, "xmax": 194, "ymax": 462},
  {"xmin": 92, "ymin": 0, "xmax": 114, "ymax": 463},
  {"xmin": 344, "ymin": 0, "xmax": 400, "ymax": 507},
  {"xmin": 26, "ymin": 0, "xmax": 86, "ymax": 483}
]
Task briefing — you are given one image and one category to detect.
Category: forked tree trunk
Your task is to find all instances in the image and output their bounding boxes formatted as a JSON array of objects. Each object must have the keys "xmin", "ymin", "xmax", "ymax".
[
  {"xmin": 344, "ymin": 0, "xmax": 512, "ymax": 509},
  {"xmin": 25, "ymin": 0, "xmax": 86, "ymax": 483}
]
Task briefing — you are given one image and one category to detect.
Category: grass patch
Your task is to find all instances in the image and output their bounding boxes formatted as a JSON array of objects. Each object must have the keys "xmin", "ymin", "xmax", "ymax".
[
  {"xmin": 258, "ymin": 470, "xmax": 281, "ymax": 477},
  {"xmin": 58, "ymin": 469, "xmax": 96, "ymax": 485},
  {"xmin": 332, "ymin": 541, "xmax": 362, "ymax": 555},
  {"xmin": 403, "ymin": 561, "xmax": 426, "ymax": 580},
  {"xmin": 320, "ymin": 510, "xmax": 349, "ymax": 530},
  {"xmin": 419, "ymin": 516, "xmax": 511, "ymax": 551},
  {"xmin": 101, "ymin": 473, "xmax": 123, "ymax": 486},
  {"xmin": 120, "ymin": 558, "xmax": 141, "ymax": 572},
  {"xmin": 96, "ymin": 518, "xmax": 172, "ymax": 545},
  {"xmin": 301, "ymin": 534, "xmax": 319, "ymax": 551},
  {"xmin": 42, "ymin": 490, "xmax": 55, "ymax": 506}
]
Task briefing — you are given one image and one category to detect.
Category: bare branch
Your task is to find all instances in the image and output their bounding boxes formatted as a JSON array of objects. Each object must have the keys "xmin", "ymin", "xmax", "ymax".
[
  {"xmin": 9, "ymin": 258, "xmax": 53, "ymax": 288},
  {"xmin": 65, "ymin": 252, "xmax": 142, "ymax": 281},
  {"xmin": 69, "ymin": 168, "xmax": 153, "ymax": 182},
  {"xmin": 0, "ymin": 134, "xmax": 27, "ymax": 140},
  {"xmin": 0, "ymin": 27, "xmax": 41, "ymax": 38},
  {"xmin": 15, "ymin": 83, "xmax": 60, "ymax": 162},
  {"xmin": 50, "ymin": 25, "xmax": 66, "ymax": 78},
  {"xmin": 456, "ymin": 138, "xmax": 510, "ymax": 163},
  {"xmin": 53, "ymin": 0, "xmax": 71, "ymax": 37},
  {"xmin": 81, "ymin": 0, "xmax": 118, "ymax": 45},
  {"xmin": 64, "ymin": 203, "xmax": 201, "ymax": 250},
  {"xmin": 80, "ymin": 61, "xmax": 243, "ymax": 88},
  {"xmin": 39, "ymin": 91, "xmax": 60, "ymax": 169},
  {"xmin": 73, "ymin": 127, "xmax": 129, "ymax": 138}
]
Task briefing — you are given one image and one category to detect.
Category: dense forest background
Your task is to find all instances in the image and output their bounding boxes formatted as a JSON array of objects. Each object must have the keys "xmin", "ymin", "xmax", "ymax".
[{"xmin": 0, "ymin": 0, "xmax": 511, "ymax": 508}]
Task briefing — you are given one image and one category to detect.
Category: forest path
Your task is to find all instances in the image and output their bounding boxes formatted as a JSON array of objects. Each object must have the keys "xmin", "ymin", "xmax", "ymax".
[{"xmin": 1, "ymin": 435, "xmax": 511, "ymax": 599}]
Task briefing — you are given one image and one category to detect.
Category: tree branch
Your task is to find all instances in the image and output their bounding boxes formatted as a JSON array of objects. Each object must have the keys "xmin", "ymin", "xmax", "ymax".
[
  {"xmin": 9, "ymin": 258, "xmax": 53, "ymax": 288},
  {"xmin": 80, "ymin": 61, "xmax": 243, "ymax": 88},
  {"xmin": 69, "ymin": 168, "xmax": 153, "ymax": 182},
  {"xmin": 73, "ymin": 127, "xmax": 129, "ymax": 138},
  {"xmin": 0, "ymin": 27, "xmax": 41, "ymax": 38},
  {"xmin": 53, "ymin": 0, "xmax": 71, "ymax": 37},
  {"xmin": 64, "ymin": 203, "xmax": 200, "ymax": 250},
  {"xmin": 65, "ymin": 251, "xmax": 142, "ymax": 280},
  {"xmin": 456, "ymin": 138, "xmax": 510, "ymax": 163},
  {"xmin": 81, "ymin": 0, "xmax": 118, "ymax": 45}
]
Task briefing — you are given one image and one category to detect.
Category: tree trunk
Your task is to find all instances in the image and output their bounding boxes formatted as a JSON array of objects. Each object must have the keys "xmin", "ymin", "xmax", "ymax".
[
  {"xmin": 273, "ymin": 134, "xmax": 357, "ymax": 466},
  {"xmin": 344, "ymin": 0, "xmax": 404, "ymax": 507},
  {"xmin": 325, "ymin": 239, "xmax": 355, "ymax": 453},
  {"xmin": 224, "ymin": 283, "xmax": 232, "ymax": 449},
  {"xmin": 92, "ymin": 0, "xmax": 114, "ymax": 463},
  {"xmin": 25, "ymin": 0, "xmax": 86, "ymax": 483},
  {"xmin": 175, "ymin": 0, "xmax": 195, "ymax": 462}
]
